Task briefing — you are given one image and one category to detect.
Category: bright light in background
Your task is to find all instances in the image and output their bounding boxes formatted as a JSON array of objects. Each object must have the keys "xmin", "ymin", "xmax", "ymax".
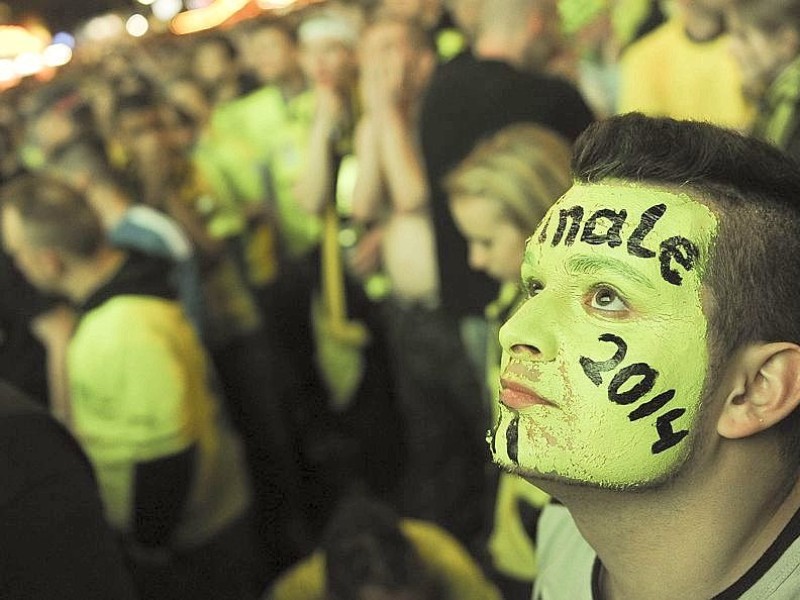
[
  {"xmin": 152, "ymin": 0, "xmax": 184, "ymax": 21},
  {"xmin": 186, "ymin": 0, "xmax": 214, "ymax": 8},
  {"xmin": 170, "ymin": 0, "xmax": 248, "ymax": 34},
  {"xmin": 126, "ymin": 14, "xmax": 150, "ymax": 37},
  {"xmin": 82, "ymin": 14, "xmax": 125, "ymax": 42},
  {"xmin": 0, "ymin": 59, "xmax": 15, "ymax": 82},
  {"xmin": 0, "ymin": 26, "xmax": 46, "ymax": 58},
  {"xmin": 136, "ymin": 0, "xmax": 157, "ymax": 5},
  {"xmin": 52, "ymin": 32, "xmax": 76, "ymax": 48},
  {"xmin": 13, "ymin": 52, "xmax": 43, "ymax": 76},
  {"xmin": 43, "ymin": 43, "xmax": 73, "ymax": 67},
  {"xmin": 256, "ymin": 0, "xmax": 296, "ymax": 8}
]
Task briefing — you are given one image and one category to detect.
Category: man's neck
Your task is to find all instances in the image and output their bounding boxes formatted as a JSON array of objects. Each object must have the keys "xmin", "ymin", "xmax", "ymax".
[
  {"xmin": 474, "ymin": 34, "xmax": 526, "ymax": 70},
  {"xmin": 683, "ymin": 5, "xmax": 725, "ymax": 43},
  {"xmin": 63, "ymin": 247, "xmax": 127, "ymax": 305},
  {"xmin": 539, "ymin": 437, "xmax": 800, "ymax": 599}
]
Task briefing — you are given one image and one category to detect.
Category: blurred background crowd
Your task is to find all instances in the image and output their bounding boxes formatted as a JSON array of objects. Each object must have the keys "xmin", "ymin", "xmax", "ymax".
[{"xmin": 0, "ymin": 0, "xmax": 794, "ymax": 597}]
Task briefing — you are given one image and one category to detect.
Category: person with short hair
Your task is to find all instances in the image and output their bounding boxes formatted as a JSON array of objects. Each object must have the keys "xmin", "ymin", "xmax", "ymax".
[
  {"xmin": 491, "ymin": 112, "xmax": 800, "ymax": 599},
  {"xmin": 0, "ymin": 174, "xmax": 257, "ymax": 600}
]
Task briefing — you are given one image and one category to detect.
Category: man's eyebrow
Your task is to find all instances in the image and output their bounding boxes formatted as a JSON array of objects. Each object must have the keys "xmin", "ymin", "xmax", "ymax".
[{"xmin": 565, "ymin": 254, "xmax": 656, "ymax": 290}]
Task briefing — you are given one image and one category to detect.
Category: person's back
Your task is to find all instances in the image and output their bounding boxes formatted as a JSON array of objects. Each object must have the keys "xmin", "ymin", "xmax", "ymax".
[
  {"xmin": 0, "ymin": 380, "xmax": 138, "ymax": 599},
  {"xmin": 0, "ymin": 175, "xmax": 257, "ymax": 600},
  {"xmin": 421, "ymin": 0, "xmax": 594, "ymax": 319}
]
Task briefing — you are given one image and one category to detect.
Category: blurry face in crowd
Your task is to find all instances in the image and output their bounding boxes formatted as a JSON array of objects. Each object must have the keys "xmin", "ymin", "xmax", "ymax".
[
  {"xmin": 246, "ymin": 26, "xmax": 299, "ymax": 85},
  {"xmin": 1, "ymin": 206, "xmax": 59, "ymax": 293},
  {"xmin": 491, "ymin": 181, "xmax": 719, "ymax": 490},
  {"xmin": 379, "ymin": 0, "xmax": 442, "ymax": 28},
  {"xmin": 166, "ymin": 79, "xmax": 211, "ymax": 127},
  {"xmin": 21, "ymin": 109, "xmax": 76, "ymax": 170},
  {"xmin": 192, "ymin": 39, "xmax": 235, "ymax": 86},
  {"xmin": 450, "ymin": 194, "xmax": 528, "ymax": 284},
  {"xmin": 361, "ymin": 20, "xmax": 414, "ymax": 65},
  {"xmin": 522, "ymin": 0, "xmax": 566, "ymax": 71},
  {"xmin": 727, "ymin": 10, "xmax": 797, "ymax": 93},
  {"xmin": 300, "ymin": 36, "xmax": 356, "ymax": 88},
  {"xmin": 359, "ymin": 20, "xmax": 434, "ymax": 101},
  {"xmin": 115, "ymin": 104, "xmax": 186, "ymax": 183},
  {"xmin": 117, "ymin": 107, "xmax": 168, "ymax": 157}
]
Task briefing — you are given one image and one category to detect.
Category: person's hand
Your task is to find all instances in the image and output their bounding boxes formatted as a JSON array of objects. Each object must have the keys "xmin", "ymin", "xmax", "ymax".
[
  {"xmin": 360, "ymin": 50, "xmax": 407, "ymax": 115},
  {"xmin": 315, "ymin": 84, "xmax": 346, "ymax": 140},
  {"xmin": 347, "ymin": 225, "xmax": 384, "ymax": 280},
  {"xmin": 31, "ymin": 304, "xmax": 77, "ymax": 349}
]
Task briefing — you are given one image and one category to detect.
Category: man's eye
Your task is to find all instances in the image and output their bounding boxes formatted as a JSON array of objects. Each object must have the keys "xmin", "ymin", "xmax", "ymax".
[
  {"xmin": 521, "ymin": 278, "xmax": 543, "ymax": 299},
  {"xmin": 589, "ymin": 286, "xmax": 627, "ymax": 312}
]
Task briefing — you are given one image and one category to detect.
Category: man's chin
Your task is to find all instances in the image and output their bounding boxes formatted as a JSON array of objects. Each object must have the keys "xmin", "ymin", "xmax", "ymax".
[{"xmin": 492, "ymin": 457, "xmax": 682, "ymax": 495}]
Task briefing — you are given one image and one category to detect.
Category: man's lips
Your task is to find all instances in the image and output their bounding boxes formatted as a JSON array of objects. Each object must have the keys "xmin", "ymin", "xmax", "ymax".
[{"xmin": 499, "ymin": 378, "xmax": 555, "ymax": 410}]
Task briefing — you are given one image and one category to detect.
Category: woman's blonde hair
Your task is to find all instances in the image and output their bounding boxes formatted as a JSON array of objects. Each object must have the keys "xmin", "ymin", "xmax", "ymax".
[{"xmin": 444, "ymin": 123, "xmax": 573, "ymax": 233}]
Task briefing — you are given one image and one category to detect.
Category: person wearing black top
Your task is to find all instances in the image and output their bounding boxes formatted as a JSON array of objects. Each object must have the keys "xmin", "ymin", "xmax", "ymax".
[{"xmin": 0, "ymin": 379, "xmax": 137, "ymax": 599}]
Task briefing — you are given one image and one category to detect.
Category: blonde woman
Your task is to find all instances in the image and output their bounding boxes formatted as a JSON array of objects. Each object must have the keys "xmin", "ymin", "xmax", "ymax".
[{"xmin": 444, "ymin": 122, "xmax": 572, "ymax": 600}]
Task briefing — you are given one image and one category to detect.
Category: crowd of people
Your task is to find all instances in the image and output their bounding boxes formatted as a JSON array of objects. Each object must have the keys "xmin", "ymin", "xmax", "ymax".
[{"xmin": 4, "ymin": 0, "xmax": 800, "ymax": 597}]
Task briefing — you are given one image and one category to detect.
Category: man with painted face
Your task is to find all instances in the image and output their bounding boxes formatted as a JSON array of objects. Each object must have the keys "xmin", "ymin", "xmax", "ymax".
[{"xmin": 489, "ymin": 113, "xmax": 800, "ymax": 599}]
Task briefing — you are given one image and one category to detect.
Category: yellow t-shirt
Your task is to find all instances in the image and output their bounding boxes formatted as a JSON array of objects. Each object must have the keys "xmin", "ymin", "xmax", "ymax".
[
  {"xmin": 68, "ymin": 296, "xmax": 250, "ymax": 548},
  {"xmin": 618, "ymin": 16, "xmax": 754, "ymax": 130},
  {"xmin": 199, "ymin": 86, "xmax": 322, "ymax": 260}
]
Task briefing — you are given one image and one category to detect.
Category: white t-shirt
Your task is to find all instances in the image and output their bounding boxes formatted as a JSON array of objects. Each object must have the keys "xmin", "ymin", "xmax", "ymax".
[{"xmin": 533, "ymin": 503, "xmax": 800, "ymax": 599}]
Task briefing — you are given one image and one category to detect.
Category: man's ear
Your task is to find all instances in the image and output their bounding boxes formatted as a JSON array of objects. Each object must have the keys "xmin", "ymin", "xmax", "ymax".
[{"xmin": 718, "ymin": 343, "xmax": 800, "ymax": 439}]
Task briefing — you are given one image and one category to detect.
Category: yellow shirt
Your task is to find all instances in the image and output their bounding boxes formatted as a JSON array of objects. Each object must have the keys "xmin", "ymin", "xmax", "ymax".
[
  {"xmin": 618, "ymin": 17, "xmax": 754, "ymax": 130},
  {"xmin": 68, "ymin": 296, "xmax": 250, "ymax": 547}
]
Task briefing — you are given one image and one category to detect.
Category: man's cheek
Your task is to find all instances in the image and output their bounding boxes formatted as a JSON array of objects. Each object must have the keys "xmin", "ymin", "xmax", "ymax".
[{"xmin": 577, "ymin": 332, "xmax": 693, "ymax": 456}]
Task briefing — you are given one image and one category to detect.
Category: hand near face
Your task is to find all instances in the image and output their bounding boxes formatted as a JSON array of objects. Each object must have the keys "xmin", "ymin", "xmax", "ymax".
[
  {"xmin": 346, "ymin": 225, "xmax": 384, "ymax": 279},
  {"xmin": 315, "ymin": 83, "xmax": 347, "ymax": 139},
  {"xmin": 360, "ymin": 47, "xmax": 407, "ymax": 114}
]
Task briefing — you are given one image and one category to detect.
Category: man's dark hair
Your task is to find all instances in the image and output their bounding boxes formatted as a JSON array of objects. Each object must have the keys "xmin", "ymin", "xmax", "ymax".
[
  {"xmin": 1, "ymin": 174, "xmax": 105, "ymax": 258},
  {"xmin": 321, "ymin": 495, "xmax": 441, "ymax": 600},
  {"xmin": 572, "ymin": 113, "xmax": 800, "ymax": 463}
]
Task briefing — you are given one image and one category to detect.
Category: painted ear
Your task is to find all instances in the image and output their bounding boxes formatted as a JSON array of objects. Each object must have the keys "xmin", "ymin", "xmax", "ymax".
[{"xmin": 718, "ymin": 343, "xmax": 800, "ymax": 439}]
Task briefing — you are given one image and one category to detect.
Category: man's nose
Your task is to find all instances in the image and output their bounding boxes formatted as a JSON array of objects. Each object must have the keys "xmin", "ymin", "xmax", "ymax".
[
  {"xmin": 498, "ymin": 296, "xmax": 557, "ymax": 362},
  {"xmin": 508, "ymin": 342, "xmax": 542, "ymax": 360}
]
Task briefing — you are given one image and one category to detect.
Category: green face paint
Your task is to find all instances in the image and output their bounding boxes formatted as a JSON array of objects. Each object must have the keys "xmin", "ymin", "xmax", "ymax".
[{"xmin": 490, "ymin": 181, "xmax": 719, "ymax": 488}]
